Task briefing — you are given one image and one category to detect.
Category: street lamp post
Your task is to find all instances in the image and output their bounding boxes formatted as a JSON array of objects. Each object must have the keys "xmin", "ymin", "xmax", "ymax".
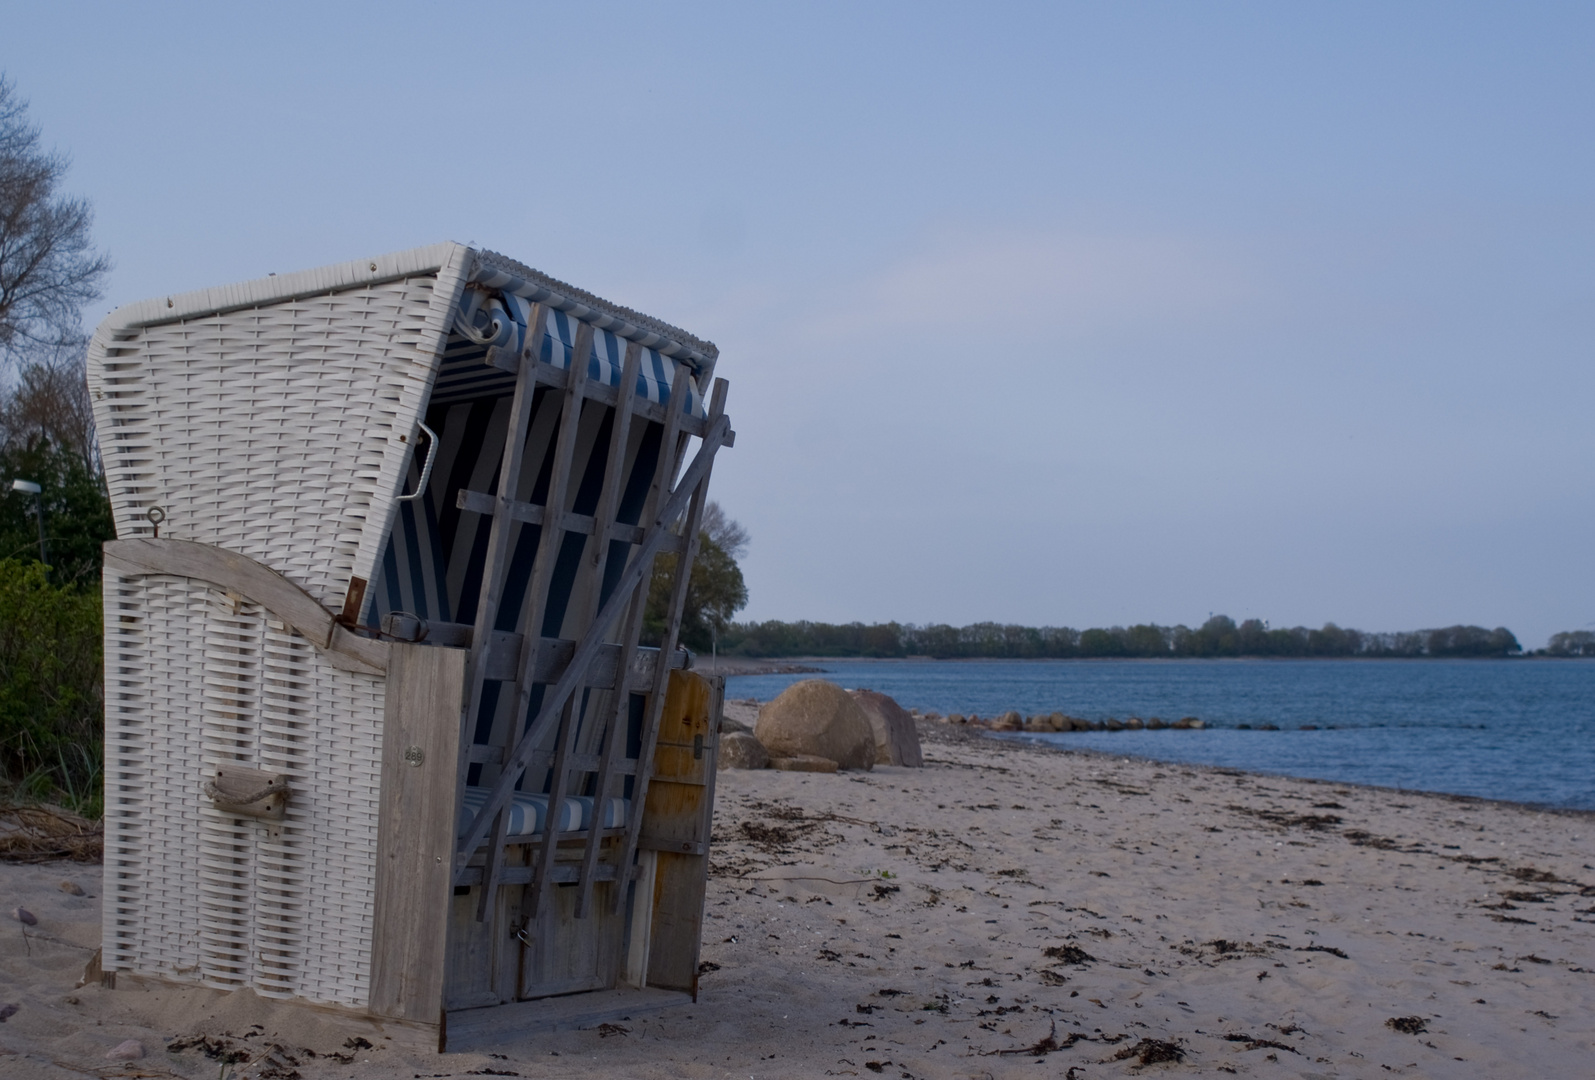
[{"xmin": 10, "ymin": 478, "xmax": 48, "ymax": 573}]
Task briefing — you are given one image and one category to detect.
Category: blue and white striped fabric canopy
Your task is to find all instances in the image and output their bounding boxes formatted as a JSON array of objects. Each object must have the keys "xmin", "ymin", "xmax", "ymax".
[{"xmin": 442, "ymin": 290, "xmax": 708, "ymax": 418}]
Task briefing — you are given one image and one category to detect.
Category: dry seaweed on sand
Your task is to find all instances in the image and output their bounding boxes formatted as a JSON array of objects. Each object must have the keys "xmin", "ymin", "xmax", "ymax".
[
  {"xmin": 167, "ymin": 1033, "xmax": 256, "ymax": 1065},
  {"xmin": 1386, "ymin": 1015, "xmax": 1427, "ymax": 1035},
  {"xmin": 1226, "ymin": 804, "xmax": 1343, "ymax": 831},
  {"xmin": 1111, "ymin": 1037, "xmax": 1185, "ymax": 1065},
  {"xmin": 989, "ymin": 1022, "xmax": 1128, "ymax": 1057},
  {"xmin": 997, "ymin": 1019, "xmax": 1061, "ymax": 1055},
  {"xmin": 1222, "ymin": 1032, "xmax": 1300, "ymax": 1054},
  {"xmin": 1043, "ymin": 944, "xmax": 1095, "ymax": 965},
  {"xmin": 1295, "ymin": 944, "xmax": 1349, "ymax": 959},
  {"xmin": 0, "ymin": 804, "xmax": 102, "ymax": 862}
]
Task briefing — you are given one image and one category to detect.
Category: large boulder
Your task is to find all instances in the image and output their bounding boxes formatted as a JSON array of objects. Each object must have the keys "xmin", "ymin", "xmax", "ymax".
[
  {"xmin": 718, "ymin": 731, "xmax": 770, "ymax": 770},
  {"xmin": 848, "ymin": 689, "xmax": 924, "ymax": 767},
  {"xmin": 756, "ymin": 680, "xmax": 876, "ymax": 770}
]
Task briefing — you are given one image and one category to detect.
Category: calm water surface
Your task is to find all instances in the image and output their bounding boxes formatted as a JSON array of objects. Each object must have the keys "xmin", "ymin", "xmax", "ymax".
[{"xmin": 724, "ymin": 659, "xmax": 1595, "ymax": 810}]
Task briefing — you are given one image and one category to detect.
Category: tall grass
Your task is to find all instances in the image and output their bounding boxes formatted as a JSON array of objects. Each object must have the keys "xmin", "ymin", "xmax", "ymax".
[{"xmin": 0, "ymin": 558, "xmax": 102, "ymax": 817}]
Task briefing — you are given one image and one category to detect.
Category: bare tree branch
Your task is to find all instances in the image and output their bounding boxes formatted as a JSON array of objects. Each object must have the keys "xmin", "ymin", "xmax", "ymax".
[
  {"xmin": 700, "ymin": 499, "xmax": 750, "ymax": 560},
  {"xmin": 0, "ymin": 74, "xmax": 109, "ymax": 364},
  {"xmin": 0, "ymin": 342, "xmax": 96, "ymax": 469}
]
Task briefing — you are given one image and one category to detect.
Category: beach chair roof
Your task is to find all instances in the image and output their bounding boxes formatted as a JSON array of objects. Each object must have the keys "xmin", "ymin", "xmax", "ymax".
[{"xmin": 87, "ymin": 242, "xmax": 717, "ymax": 611}]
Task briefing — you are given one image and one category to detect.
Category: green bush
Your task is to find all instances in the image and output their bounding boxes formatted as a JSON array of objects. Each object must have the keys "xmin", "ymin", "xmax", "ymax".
[{"xmin": 0, "ymin": 558, "xmax": 102, "ymax": 815}]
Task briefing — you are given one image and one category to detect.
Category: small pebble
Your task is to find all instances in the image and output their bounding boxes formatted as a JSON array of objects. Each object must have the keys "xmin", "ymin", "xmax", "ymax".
[
  {"xmin": 106, "ymin": 1039, "xmax": 145, "ymax": 1061},
  {"xmin": 12, "ymin": 907, "xmax": 36, "ymax": 926},
  {"xmin": 0, "ymin": 1003, "xmax": 18, "ymax": 1022},
  {"xmin": 60, "ymin": 880, "xmax": 85, "ymax": 896}
]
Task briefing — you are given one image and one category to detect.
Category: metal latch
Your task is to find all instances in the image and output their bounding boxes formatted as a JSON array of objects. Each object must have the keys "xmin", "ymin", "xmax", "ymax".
[{"xmin": 693, "ymin": 733, "xmax": 704, "ymax": 760}]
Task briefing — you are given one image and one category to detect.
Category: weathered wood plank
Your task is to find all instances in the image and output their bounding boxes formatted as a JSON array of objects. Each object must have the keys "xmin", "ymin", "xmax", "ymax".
[
  {"xmin": 641, "ymin": 671, "xmax": 720, "ymax": 995},
  {"xmin": 455, "ymin": 489, "xmax": 680, "ymax": 550},
  {"xmin": 444, "ymin": 887, "xmax": 501, "ymax": 1011},
  {"xmin": 456, "ymin": 303, "xmax": 549, "ymax": 790},
  {"xmin": 393, "ymin": 627, "xmax": 685, "ymax": 687},
  {"xmin": 456, "ymin": 859, "xmax": 622, "ymax": 887},
  {"xmin": 572, "ymin": 343, "xmax": 647, "ymax": 920},
  {"xmin": 506, "ymin": 321, "xmax": 595, "ymax": 921},
  {"xmin": 459, "ymin": 303, "xmax": 552, "ymax": 923},
  {"xmin": 622, "ymin": 850, "xmax": 659, "ymax": 988},
  {"xmin": 104, "ymin": 538, "xmax": 391, "ymax": 675},
  {"xmin": 104, "ymin": 537, "xmax": 336, "ymax": 647},
  {"xmin": 516, "ymin": 875, "xmax": 626, "ymax": 1000},
  {"xmin": 370, "ymin": 643, "xmax": 468, "ymax": 1022}
]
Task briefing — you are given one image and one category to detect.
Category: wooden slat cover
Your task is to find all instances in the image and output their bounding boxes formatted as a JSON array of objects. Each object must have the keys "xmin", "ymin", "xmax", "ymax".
[
  {"xmin": 370, "ymin": 643, "xmax": 468, "ymax": 1021},
  {"xmin": 453, "ymin": 408, "xmax": 732, "ymax": 870},
  {"xmin": 644, "ymin": 671, "xmax": 722, "ymax": 994}
]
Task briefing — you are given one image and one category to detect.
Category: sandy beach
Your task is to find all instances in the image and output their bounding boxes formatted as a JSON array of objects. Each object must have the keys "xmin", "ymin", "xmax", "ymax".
[{"xmin": 3, "ymin": 720, "xmax": 1592, "ymax": 1079}]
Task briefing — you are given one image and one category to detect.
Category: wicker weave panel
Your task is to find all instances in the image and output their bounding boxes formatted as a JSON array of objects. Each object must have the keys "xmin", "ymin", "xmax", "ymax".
[
  {"xmin": 99, "ymin": 572, "xmax": 384, "ymax": 1007},
  {"xmin": 89, "ymin": 258, "xmax": 468, "ymax": 608}
]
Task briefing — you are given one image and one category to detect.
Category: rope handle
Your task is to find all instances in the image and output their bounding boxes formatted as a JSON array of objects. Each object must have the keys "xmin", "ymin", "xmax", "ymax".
[{"xmin": 204, "ymin": 775, "xmax": 289, "ymax": 808}]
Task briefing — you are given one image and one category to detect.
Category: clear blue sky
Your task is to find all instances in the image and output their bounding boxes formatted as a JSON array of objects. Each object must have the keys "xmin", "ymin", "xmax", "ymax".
[{"xmin": 6, "ymin": 2, "xmax": 1592, "ymax": 645}]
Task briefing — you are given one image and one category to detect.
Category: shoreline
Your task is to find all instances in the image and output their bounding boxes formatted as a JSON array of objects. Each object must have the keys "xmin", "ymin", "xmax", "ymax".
[
  {"xmin": 988, "ymin": 729, "xmax": 1595, "ymax": 821},
  {"xmin": 718, "ymin": 666, "xmax": 1595, "ymax": 814},
  {"xmin": 691, "ymin": 655, "xmax": 827, "ymax": 677}
]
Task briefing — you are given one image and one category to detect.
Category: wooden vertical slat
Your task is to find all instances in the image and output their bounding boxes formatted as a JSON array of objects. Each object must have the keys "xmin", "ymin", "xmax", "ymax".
[
  {"xmin": 454, "ymin": 303, "xmax": 549, "ymax": 872},
  {"xmin": 370, "ymin": 644, "xmax": 468, "ymax": 1022},
  {"xmin": 562, "ymin": 342, "xmax": 645, "ymax": 919},
  {"xmin": 521, "ymin": 358, "xmax": 690, "ymax": 929},
  {"xmin": 478, "ymin": 321, "xmax": 595, "ymax": 920},
  {"xmin": 569, "ymin": 355, "xmax": 689, "ymax": 920},
  {"xmin": 644, "ymin": 671, "xmax": 723, "ymax": 995},
  {"xmin": 609, "ymin": 376, "xmax": 728, "ymax": 914},
  {"xmin": 622, "ymin": 849, "xmax": 658, "ymax": 987}
]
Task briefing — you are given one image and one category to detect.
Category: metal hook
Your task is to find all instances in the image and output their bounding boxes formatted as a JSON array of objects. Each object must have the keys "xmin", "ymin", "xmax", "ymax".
[{"xmin": 146, "ymin": 505, "xmax": 165, "ymax": 539}]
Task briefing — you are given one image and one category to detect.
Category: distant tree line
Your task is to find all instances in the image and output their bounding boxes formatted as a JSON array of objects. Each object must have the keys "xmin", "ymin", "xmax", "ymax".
[
  {"xmin": 719, "ymin": 614, "xmax": 1538, "ymax": 660},
  {"xmin": 1545, "ymin": 630, "xmax": 1595, "ymax": 658}
]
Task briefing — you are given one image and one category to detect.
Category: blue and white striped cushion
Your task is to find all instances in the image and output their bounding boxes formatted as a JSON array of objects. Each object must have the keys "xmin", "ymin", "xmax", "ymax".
[{"xmin": 457, "ymin": 787, "xmax": 628, "ymax": 838}]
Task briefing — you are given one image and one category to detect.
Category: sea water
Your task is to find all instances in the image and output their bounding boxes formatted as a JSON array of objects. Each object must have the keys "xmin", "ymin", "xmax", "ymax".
[{"xmin": 724, "ymin": 659, "xmax": 1595, "ymax": 810}]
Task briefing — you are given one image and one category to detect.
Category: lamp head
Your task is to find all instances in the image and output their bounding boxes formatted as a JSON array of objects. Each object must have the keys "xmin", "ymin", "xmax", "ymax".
[{"xmin": 11, "ymin": 479, "xmax": 41, "ymax": 495}]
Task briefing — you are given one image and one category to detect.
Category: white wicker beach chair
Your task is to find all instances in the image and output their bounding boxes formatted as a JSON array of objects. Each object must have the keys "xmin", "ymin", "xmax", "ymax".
[{"xmin": 87, "ymin": 243, "xmax": 732, "ymax": 1044}]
